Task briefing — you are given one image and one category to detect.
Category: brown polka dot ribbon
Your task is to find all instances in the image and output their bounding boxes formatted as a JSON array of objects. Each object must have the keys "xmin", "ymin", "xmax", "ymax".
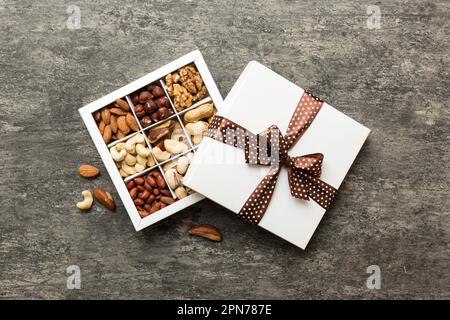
[{"xmin": 205, "ymin": 91, "xmax": 338, "ymax": 224}]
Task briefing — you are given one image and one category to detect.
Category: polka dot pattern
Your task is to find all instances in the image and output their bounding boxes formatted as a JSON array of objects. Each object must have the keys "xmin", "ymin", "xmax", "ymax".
[{"xmin": 205, "ymin": 90, "xmax": 338, "ymax": 224}]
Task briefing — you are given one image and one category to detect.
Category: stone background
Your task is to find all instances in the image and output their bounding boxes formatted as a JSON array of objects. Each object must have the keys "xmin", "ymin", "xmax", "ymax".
[{"xmin": 0, "ymin": 0, "xmax": 448, "ymax": 299}]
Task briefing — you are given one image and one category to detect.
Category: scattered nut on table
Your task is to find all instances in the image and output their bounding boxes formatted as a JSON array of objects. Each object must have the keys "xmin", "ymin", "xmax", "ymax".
[
  {"xmin": 78, "ymin": 164, "xmax": 100, "ymax": 178},
  {"xmin": 188, "ymin": 224, "xmax": 222, "ymax": 242},
  {"xmin": 76, "ymin": 190, "xmax": 93, "ymax": 210}
]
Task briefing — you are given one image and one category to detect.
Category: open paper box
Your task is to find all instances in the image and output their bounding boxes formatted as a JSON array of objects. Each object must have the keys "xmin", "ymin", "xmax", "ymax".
[
  {"xmin": 79, "ymin": 50, "xmax": 223, "ymax": 231},
  {"xmin": 184, "ymin": 61, "xmax": 370, "ymax": 249}
]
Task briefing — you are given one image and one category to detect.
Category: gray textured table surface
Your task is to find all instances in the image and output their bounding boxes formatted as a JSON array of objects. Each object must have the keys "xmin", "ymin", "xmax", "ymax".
[{"xmin": 0, "ymin": 0, "xmax": 449, "ymax": 299}]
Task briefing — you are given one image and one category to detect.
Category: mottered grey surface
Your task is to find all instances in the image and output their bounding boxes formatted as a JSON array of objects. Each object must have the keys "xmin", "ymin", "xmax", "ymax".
[{"xmin": 0, "ymin": 0, "xmax": 449, "ymax": 299}]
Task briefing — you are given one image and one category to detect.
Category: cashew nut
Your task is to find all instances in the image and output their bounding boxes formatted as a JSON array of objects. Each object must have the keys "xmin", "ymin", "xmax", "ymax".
[
  {"xmin": 125, "ymin": 153, "xmax": 137, "ymax": 166},
  {"xmin": 115, "ymin": 142, "xmax": 126, "ymax": 151},
  {"xmin": 134, "ymin": 163, "xmax": 145, "ymax": 173},
  {"xmin": 136, "ymin": 143, "xmax": 151, "ymax": 157},
  {"xmin": 176, "ymin": 156, "xmax": 189, "ymax": 175},
  {"xmin": 147, "ymin": 155, "xmax": 156, "ymax": 167},
  {"xmin": 119, "ymin": 168, "xmax": 128, "ymax": 177},
  {"xmin": 137, "ymin": 154, "xmax": 147, "ymax": 166},
  {"xmin": 110, "ymin": 145, "xmax": 126, "ymax": 162},
  {"xmin": 121, "ymin": 162, "xmax": 136, "ymax": 175},
  {"xmin": 76, "ymin": 190, "xmax": 93, "ymax": 210},
  {"xmin": 164, "ymin": 139, "xmax": 189, "ymax": 154},
  {"xmin": 152, "ymin": 147, "xmax": 171, "ymax": 161},
  {"xmin": 125, "ymin": 134, "xmax": 145, "ymax": 152}
]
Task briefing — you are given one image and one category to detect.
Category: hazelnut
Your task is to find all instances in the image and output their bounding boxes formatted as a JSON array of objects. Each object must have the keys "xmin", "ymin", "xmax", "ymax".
[
  {"xmin": 157, "ymin": 107, "xmax": 171, "ymax": 120},
  {"xmin": 152, "ymin": 86, "xmax": 165, "ymax": 98},
  {"xmin": 140, "ymin": 116, "xmax": 152, "ymax": 128},
  {"xmin": 151, "ymin": 112, "xmax": 159, "ymax": 123},
  {"xmin": 144, "ymin": 100, "xmax": 158, "ymax": 114},
  {"xmin": 139, "ymin": 91, "xmax": 153, "ymax": 103},
  {"xmin": 155, "ymin": 96, "xmax": 169, "ymax": 108},
  {"xmin": 134, "ymin": 104, "xmax": 145, "ymax": 117}
]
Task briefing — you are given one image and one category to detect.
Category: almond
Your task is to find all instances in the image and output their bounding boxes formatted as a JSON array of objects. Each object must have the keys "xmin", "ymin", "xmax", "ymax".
[
  {"xmin": 101, "ymin": 108, "xmax": 111, "ymax": 125},
  {"xmin": 117, "ymin": 116, "xmax": 130, "ymax": 135},
  {"xmin": 116, "ymin": 130, "xmax": 125, "ymax": 139},
  {"xmin": 115, "ymin": 98, "xmax": 130, "ymax": 111},
  {"xmin": 93, "ymin": 188, "xmax": 115, "ymax": 211},
  {"xmin": 126, "ymin": 113, "xmax": 139, "ymax": 131},
  {"xmin": 110, "ymin": 115, "xmax": 118, "ymax": 133},
  {"xmin": 102, "ymin": 125, "xmax": 112, "ymax": 144},
  {"xmin": 78, "ymin": 164, "xmax": 100, "ymax": 178},
  {"xmin": 93, "ymin": 110, "xmax": 101, "ymax": 122},
  {"xmin": 109, "ymin": 107, "xmax": 127, "ymax": 116},
  {"xmin": 188, "ymin": 224, "xmax": 222, "ymax": 242},
  {"xmin": 98, "ymin": 120, "xmax": 106, "ymax": 135}
]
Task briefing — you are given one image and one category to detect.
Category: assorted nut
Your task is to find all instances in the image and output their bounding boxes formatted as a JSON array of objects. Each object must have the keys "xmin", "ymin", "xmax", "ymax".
[
  {"xmin": 182, "ymin": 102, "xmax": 216, "ymax": 145},
  {"xmin": 147, "ymin": 120, "xmax": 191, "ymax": 160},
  {"xmin": 161, "ymin": 151, "xmax": 195, "ymax": 200},
  {"xmin": 165, "ymin": 64, "xmax": 207, "ymax": 111},
  {"xmin": 91, "ymin": 64, "xmax": 216, "ymax": 219},
  {"xmin": 76, "ymin": 190, "xmax": 94, "ymax": 210},
  {"xmin": 129, "ymin": 83, "xmax": 174, "ymax": 128},
  {"xmin": 188, "ymin": 224, "xmax": 222, "ymax": 242},
  {"xmin": 78, "ymin": 164, "xmax": 100, "ymax": 178},
  {"xmin": 126, "ymin": 169, "xmax": 176, "ymax": 218},
  {"xmin": 93, "ymin": 98, "xmax": 139, "ymax": 144},
  {"xmin": 93, "ymin": 188, "xmax": 116, "ymax": 211},
  {"xmin": 110, "ymin": 133, "xmax": 155, "ymax": 178}
]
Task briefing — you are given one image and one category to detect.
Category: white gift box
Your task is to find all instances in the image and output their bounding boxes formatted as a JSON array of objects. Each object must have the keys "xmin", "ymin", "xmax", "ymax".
[
  {"xmin": 79, "ymin": 50, "xmax": 223, "ymax": 231},
  {"xmin": 184, "ymin": 61, "xmax": 370, "ymax": 249}
]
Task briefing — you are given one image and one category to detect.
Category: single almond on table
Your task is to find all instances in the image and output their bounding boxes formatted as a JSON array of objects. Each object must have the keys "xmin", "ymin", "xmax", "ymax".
[
  {"xmin": 78, "ymin": 164, "xmax": 100, "ymax": 178},
  {"xmin": 93, "ymin": 188, "xmax": 115, "ymax": 211},
  {"xmin": 188, "ymin": 224, "xmax": 222, "ymax": 242}
]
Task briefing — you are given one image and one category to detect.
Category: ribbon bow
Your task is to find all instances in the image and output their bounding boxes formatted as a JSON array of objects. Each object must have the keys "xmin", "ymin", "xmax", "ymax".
[{"xmin": 205, "ymin": 91, "xmax": 337, "ymax": 224}]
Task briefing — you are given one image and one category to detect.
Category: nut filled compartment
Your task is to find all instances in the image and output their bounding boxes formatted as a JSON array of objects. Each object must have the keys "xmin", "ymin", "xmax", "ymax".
[
  {"xmin": 129, "ymin": 82, "xmax": 174, "ymax": 129},
  {"xmin": 179, "ymin": 101, "xmax": 217, "ymax": 146},
  {"xmin": 164, "ymin": 63, "xmax": 209, "ymax": 111},
  {"xmin": 93, "ymin": 98, "xmax": 139, "ymax": 144}
]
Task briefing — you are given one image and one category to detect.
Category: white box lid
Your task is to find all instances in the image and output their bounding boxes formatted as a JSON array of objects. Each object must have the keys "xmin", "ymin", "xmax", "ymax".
[{"xmin": 184, "ymin": 61, "xmax": 370, "ymax": 249}]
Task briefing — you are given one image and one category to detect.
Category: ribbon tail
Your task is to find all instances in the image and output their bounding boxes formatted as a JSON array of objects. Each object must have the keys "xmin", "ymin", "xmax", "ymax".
[
  {"xmin": 288, "ymin": 168, "xmax": 337, "ymax": 209},
  {"xmin": 238, "ymin": 170, "xmax": 280, "ymax": 224}
]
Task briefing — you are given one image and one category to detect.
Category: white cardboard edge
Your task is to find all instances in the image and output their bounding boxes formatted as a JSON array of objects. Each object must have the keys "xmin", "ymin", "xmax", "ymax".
[{"xmin": 79, "ymin": 50, "xmax": 223, "ymax": 231}]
